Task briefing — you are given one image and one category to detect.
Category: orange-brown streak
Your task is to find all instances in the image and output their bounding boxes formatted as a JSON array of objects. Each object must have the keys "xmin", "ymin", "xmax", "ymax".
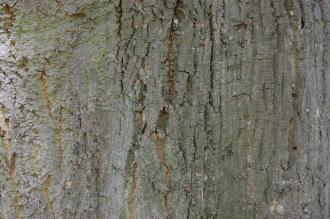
[
  {"xmin": 55, "ymin": 106, "xmax": 64, "ymax": 171},
  {"xmin": 0, "ymin": 107, "xmax": 23, "ymax": 218},
  {"xmin": 153, "ymin": 132, "xmax": 172, "ymax": 218},
  {"xmin": 39, "ymin": 71, "xmax": 53, "ymax": 117},
  {"xmin": 43, "ymin": 175, "xmax": 56, "ymax": 219}
]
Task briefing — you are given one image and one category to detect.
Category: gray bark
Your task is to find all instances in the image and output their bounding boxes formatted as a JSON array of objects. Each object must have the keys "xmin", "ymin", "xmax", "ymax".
[{"xmin": 0, "ymin": 0, "xmax": 329, "ymax": 218}]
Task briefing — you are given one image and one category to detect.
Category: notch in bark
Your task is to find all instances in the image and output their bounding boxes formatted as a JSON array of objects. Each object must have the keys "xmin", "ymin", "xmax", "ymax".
[
  {"xmin": 300, "ymin": 17, "xmax": 305, "ymax": 29},
  {"xmin": 157, "ymin": 106, "xmax": 169, "ymax": 130}
]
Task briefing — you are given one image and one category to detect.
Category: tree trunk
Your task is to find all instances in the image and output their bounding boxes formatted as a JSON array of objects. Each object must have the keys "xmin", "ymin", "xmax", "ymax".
[{"xmin": 0, "ymin": 0, "xmax": 329, "ymax": 218}]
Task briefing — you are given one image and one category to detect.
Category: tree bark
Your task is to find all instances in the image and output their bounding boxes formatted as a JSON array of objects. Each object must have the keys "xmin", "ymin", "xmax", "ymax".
[{"xmin": 0, "ymin": 0, "xmax": 329, "ymax": 218}]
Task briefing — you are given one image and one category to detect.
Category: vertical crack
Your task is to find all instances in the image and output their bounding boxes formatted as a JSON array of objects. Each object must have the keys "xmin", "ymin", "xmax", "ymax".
[
  {"xmin": 55, "ymin": 106, "xmax": 64, "ymax": 171},
  {"xmin": 116, "ymin": 0, "xmax": 125, "ymax": 95},
  {"xmin": 166, "ymin": 22, "xmax": 175, "ymax": 104},
  {"xmin": 130, "ymin": 160, "xmax": 139, "ymax": 219},
  {"xmin": 166, "ymin": 0, "xmax": 181, "ymax": 104},
  {"xmin": 208, "ymin": 3, "xmax": 215, "ymax": 109},
  {"xmin": 152, "ymin": 1, "xmax": 182, "ymax": 216},
  {"xmin": 9, "ymin": 152, "xmax": 23, "ymax": 219}
]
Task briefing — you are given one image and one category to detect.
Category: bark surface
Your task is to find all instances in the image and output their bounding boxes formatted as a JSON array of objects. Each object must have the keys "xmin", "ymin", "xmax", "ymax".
[{"xmin": 0, "ymin": 0, "xmax": 329, "ymax": 218}]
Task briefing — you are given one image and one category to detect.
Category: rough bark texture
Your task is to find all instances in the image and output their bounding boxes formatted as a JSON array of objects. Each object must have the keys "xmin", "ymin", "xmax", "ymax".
[{"xmin": 0, "ymin": 0, "xmax": 330, "ymax": 218}]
